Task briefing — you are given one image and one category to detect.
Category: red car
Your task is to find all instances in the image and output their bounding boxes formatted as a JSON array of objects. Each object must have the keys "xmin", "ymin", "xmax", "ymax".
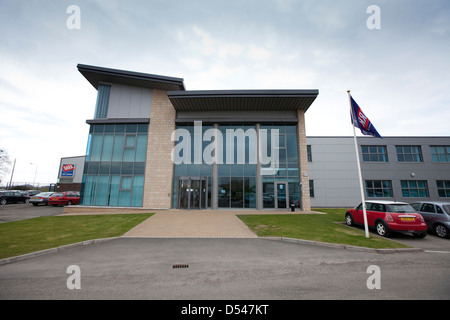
[
  {"xmin": 48, "ymin": 192, "xmax": 80, "ymax": 206},
  {"xmin": 346, "ymin": 200, "xmax": 427, "ymax": 238}
]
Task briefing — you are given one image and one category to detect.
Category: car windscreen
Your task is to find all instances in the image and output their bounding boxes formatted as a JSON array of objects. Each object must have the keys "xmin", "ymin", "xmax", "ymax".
[
  {"xmin": 386, "ymin": 204, "xmax": 416, "ymax": 213},
  {"xmin": 52, "ymin": 193, "xmax": 64, "ymax": 197},
  {"xmin": 443, "ymin": 205, "xmax": 450, "ymax": 214}
]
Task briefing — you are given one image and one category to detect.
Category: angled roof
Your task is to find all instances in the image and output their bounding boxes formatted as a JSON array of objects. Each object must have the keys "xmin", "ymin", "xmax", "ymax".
[
  {"xmin": 77, "ymin": 64, "xmax": 185, "ymax": 91},
  {"xmin": 168, "ymin": 89, "xmax": 319, "ymax": 112}
]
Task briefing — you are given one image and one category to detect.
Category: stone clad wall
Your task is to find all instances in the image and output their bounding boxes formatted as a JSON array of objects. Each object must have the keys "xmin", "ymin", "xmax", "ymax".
[
  {"xmin": 297, "ymin": 110, "xmax": 311, "ymax": 211},
  {"xmin": 143, "ymin": 89, "xmax": 176, "ymax": 209}
]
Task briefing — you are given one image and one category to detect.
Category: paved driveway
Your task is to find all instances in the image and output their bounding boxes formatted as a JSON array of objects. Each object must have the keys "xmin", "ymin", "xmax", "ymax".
[{"xmin": 0, "ymin": 203, "xmax": 64, "ymax": 223}]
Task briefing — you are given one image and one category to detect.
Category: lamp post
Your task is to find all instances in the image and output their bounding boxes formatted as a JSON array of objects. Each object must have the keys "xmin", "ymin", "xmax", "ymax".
[{"xmin": 30, "ymin": 163, "xmax": 38, "ymax": 188}]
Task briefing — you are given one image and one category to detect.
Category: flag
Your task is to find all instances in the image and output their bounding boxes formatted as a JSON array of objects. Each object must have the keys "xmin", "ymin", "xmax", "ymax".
[{"xmin": 350, "ymin": 95, "xmax": 382, "ymax": 139}]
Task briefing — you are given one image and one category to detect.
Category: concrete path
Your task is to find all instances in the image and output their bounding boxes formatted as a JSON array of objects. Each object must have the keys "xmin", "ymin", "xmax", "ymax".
[{"xmin": 122, "ymin": 210, "xmax": 257, "ymax": 238}]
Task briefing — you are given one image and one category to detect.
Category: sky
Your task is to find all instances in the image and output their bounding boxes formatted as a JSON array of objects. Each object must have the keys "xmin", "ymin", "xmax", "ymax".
[{"xmin": 0, "ymin": 0, "xmax": 449, "ymax": 185}]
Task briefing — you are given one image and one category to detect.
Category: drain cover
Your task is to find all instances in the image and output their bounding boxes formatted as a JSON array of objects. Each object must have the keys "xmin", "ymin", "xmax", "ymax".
[{"xmin": 172, "ymin": 264, "xmax": 189, "ymax": 269}]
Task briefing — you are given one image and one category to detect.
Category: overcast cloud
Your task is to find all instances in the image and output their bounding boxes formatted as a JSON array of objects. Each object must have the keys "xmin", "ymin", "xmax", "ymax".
[{"xmin": 0, "ymin": 0, "xmax": 449, "ymax": 184}]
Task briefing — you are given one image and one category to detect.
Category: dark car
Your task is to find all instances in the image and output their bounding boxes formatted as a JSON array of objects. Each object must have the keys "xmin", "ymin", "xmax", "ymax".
[
  {"xmin": 0, "ymin": 191, "xmax": 30, "ymax": 205},
  {"xmin": 29, "ymin": 192, "xmax": 56, "ymax": 206},
  {"xmin": 23, "ymin": 190, "xmax": 41, "ymax": 198},
  {"xmin": 410, "ymin": 201, "xmax": 450, "ymax": 239},
  {"xmin": 346, "ymin": 200, "xmax": 427, "ymax": 238},
  {"xmin": 48, "ymin": 192, "xmax": 80, "ymax": 206}
]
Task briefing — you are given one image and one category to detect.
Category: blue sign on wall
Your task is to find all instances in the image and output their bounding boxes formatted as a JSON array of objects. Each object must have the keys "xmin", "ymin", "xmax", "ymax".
[{"xmin": 61, "ymin": 164, "xmax": 75, "ymax": 177}]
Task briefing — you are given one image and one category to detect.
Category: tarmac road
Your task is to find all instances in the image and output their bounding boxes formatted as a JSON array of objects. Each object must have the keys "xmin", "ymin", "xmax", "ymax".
[
  {"xmin": 0, "ymin": 203, "xmax": 64, "ymax": 223},
  {"xmin": 0, "ymin": 237, "xmax": 449, "ymax": 300}
]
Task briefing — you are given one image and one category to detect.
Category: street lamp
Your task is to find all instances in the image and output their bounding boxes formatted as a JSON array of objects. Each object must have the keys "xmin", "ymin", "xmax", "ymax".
[{"xmin": 30, "ymin": 163, "xmax": 38, "ymax": 188}]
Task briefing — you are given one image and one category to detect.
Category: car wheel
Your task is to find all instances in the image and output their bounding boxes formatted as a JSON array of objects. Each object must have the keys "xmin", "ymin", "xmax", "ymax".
[
  {"xmin": 67, "ymin": 201, "xmax": 72, "ymax": 206},
  {"xmin": 434, "ymin": 224, "xmax": 449, "ymax": 239},
  {"xmin": 32, "ymin": 203, "xmax": 38, "ymax": 206},
  {"xmin": 0, "ymin": 199, "xmax": 6, "ymax": 205},
  {"xmin": 376, "ymin": 221, "xmax": 390, "ymax": 237},
  {"xmin": 345, "ymin": 213, "xmax": 354, "ymax": 226}
]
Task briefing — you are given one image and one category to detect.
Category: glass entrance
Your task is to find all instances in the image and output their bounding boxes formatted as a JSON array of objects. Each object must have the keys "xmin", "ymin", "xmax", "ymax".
[
  {"xmin": 177, "ymin": 176, "xmax": 208, "ymax": 209},
  {"xmin": 276, "ymin": 182, "xmax": 288, "ymax": 209}
]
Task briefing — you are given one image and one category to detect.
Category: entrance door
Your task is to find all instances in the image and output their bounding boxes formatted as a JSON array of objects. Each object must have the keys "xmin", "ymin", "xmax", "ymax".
[
  {"xmin": 275, "ymin": 182, "xmax": 288, "ymax": 209},
  {"xmin": 177, "ymin": 177, "xmax": 207, "ymax": 209}
]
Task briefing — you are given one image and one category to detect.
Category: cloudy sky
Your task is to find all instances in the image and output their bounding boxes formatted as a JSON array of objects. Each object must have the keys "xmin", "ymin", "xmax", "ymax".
[{"xmin": 0, "ymin": 0, "xmax": 449, "ymax": 185}]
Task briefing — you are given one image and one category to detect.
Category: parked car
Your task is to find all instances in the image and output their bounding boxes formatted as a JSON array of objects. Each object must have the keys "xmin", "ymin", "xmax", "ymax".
[
  {"xmin": 48, "ymin": 192, "xmax": 80, "ymax": 206},
  {"xmin": 0, "ymin": 191, "xmax": 30, "ymax": 205},
  {"xmin": 345, "ymin": 200, "xmax": 427, "ymax": 238},
  {"xmin": 23, "ymin": 190, "xmax": 41, "ymax": 198},
  {"xmin": 410, "ymin": 201, "xmax": 450, "ymax": 239},
  {"xmin": 29, "ymin": 192, "xmax": 56, "ymax": 206}
]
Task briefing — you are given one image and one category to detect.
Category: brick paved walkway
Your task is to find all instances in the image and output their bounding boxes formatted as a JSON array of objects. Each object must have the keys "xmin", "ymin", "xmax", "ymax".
[{"xmin": 123, "ymin": 210, "xmax": 257, "ymax": 238}]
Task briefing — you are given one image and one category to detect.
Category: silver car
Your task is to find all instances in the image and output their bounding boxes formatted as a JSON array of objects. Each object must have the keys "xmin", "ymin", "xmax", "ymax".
[
  {"xmin": 29, "ymin": 192, "xmax": 55, "ymax": 206},
  {"xmin": 410, "ymin": 201, "xmax": 450, "ymax": 239}
]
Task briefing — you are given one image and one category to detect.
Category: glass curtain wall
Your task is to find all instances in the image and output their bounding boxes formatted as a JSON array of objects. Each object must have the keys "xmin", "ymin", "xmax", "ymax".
[
  {"xmin": 172, "ymin": 124, "xmax": 213, "ymax": 208},
  {"xmin": 261, "ymin": 125, "xmax": 301, "ymax": 209},
  {"xmin": 218, "ymin": 124, "xmax": 256, "ymax": 208},
  {"xmin": 171, "ymin": 123, "xmax": 301, "ymax": 209},
  {"xmin": 81, "ymin": 123, "xmax": 148, "ymax": 207}
]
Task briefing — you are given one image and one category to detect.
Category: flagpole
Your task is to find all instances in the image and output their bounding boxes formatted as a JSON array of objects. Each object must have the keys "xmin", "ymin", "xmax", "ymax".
[{"xmin": 348, "ymin": 90, "xmax": 370, "ymax": 238}]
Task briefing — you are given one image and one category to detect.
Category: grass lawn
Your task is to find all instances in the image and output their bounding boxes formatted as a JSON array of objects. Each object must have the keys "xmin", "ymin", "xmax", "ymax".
[
  {"xmin": 0, "ymin": 214, "xmax": 153, "ymax": 259},
  {"xmin": 238, "ymin": 208, "xmax": 411, "ymax": 249}
]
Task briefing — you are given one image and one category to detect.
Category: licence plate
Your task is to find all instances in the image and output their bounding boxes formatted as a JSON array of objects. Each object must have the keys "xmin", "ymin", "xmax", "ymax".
[{"xmin": 401, "ymin": 217, "xmax": 415, "ymax": 221}]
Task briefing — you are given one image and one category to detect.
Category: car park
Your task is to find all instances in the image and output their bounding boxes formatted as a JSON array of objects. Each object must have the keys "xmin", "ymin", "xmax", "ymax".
[
  {"xmin": 410, "ymin": 201, "xmax": 450, "ymax": 239},
  {"xmin": 345, "ymin": 200, "xmax": 427, "ymax": 238},
  {"xmin": 29, "ymin": 192, "xmax": 56, "ymax": 206},
  {"xmin": 48, "ymin": 191, "xmax": 80, "ymax": 206},
  {"xmin": 0, "ymin": 191, "xmax": 30, "ymax": 205}
]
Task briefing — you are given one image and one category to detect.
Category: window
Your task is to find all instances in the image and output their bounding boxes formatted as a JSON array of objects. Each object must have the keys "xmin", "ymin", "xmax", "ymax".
[
  {"xmin": 365, "ymin": 180, "xmax": 392, "ymax": 197},
  {"xmin": 437, "ymin": 180, "xmax": 450, "ymax": 197},
  {"xmin": 361, "ymin": 146, "xmax": 388, "ymax": 162},
  {"xmin": 421, "ymin": 203, "xmax": 435, "ymax": 213},
  {"xmin": 401, "ymin": 180, "xmax": 429, "ymax": 197},
  {"xmin": 120, "ymin": 176, "xmax": 132, "ymax": 190},
  {"xmin": 396, "ymin": 146, "xmax": 423, "ymax": 162},
  {"xmin": 307, "ymin": 145, "xmax": 312, "ymax": 162},
  {"xmin": 431, "ymin": 146, "xmax": 450, "ymax": 162},
  {"xmin": 368, "ymin": 202, "xmax": 385, "ymax": 212},
  {"xmin": 309, "ymin": 180, "xmax": 314, "ymax": 198},
  {"xmin": 94, "ymin": 84, "xmax": 111, "ymax": 119}
]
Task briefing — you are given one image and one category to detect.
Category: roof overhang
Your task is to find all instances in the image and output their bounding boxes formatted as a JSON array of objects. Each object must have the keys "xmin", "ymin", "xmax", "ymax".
[
  {"xmin": 167, "ymin": 89, "xmax": 319, "ymax": 112},
  {"xmin": 77, "ymin": 64, "xmax": 185, "ymax": 91}
]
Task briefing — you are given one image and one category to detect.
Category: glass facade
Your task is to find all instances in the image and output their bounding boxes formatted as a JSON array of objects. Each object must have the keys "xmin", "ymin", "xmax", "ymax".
[
  {"xmin": 261, "ymin": 124, "xmax": 301, "ymax": 209},
  {"xmin": 218, "ymin": 124, "xmax": 257, "ymax": 209},
  {"xmin": 172, "ymin": 124, "xmax": 213, "ymax": 208},
  {"xmin": 81, "ymin": 123, "xmax": 148, "ymax": 207},
  {"xmin": 171, "ymin": 123, "xmax": 301, "ymax": 209}
]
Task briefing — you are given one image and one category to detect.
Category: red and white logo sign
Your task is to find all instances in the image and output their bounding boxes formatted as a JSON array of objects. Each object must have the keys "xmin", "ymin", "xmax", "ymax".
[{"xmin": 62, "ymin": 164, "xmax": 75, "ymax": 172}]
